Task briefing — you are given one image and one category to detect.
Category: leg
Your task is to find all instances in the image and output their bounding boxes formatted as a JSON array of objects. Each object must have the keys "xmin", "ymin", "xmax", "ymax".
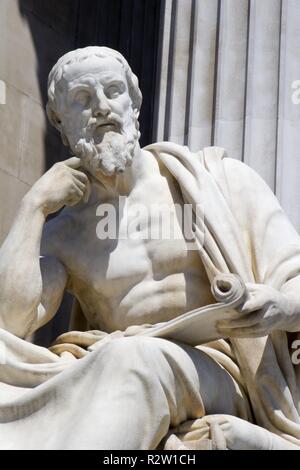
[
  {"xmin": 0, "ymin": 336, "xmax": 248, "ymax": 449},
  {"xmin": 59, "ymin": 336, "xmax": 248, "ymax": 449}
]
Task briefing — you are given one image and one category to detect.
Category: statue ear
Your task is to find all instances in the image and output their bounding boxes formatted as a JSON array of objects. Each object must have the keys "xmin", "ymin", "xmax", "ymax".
[
  {"xmin": 46, "ymin": 103, "xmax": 70, "ymax": 148},
  {"xmin": 46, "ymin": 103, "xmax": 62, "ymax": 129}
]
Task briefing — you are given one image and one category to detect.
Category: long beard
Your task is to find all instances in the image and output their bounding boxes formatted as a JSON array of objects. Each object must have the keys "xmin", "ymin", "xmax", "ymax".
[{"xmin": 72, "ymin": 114, "xmax": 139, "ymax": 178}]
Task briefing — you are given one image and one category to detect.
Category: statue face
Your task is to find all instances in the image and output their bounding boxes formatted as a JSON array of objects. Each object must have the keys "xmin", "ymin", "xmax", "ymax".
[{"xmin": 56, "ymin": 56, "xmax": 140, "ymax": 179}]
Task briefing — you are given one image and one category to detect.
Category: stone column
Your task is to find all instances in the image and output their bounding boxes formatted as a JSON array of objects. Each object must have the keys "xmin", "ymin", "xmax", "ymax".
[{"xmin": 154, "ymin": 0, "xmax": 300, "ymax": 231}]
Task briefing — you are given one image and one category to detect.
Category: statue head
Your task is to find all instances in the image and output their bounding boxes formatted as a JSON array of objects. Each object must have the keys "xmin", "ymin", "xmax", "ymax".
[{"xmin": 46, "ymin": 46, "xmax": 142, "ymax": 178}]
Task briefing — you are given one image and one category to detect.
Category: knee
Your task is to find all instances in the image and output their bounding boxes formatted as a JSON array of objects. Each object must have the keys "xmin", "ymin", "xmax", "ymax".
[{"xmin": 92, "ymin": 336, "xmax": 168, "ymax": 378}]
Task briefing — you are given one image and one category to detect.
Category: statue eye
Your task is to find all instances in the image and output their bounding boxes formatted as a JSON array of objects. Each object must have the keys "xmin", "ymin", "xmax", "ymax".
[
  {"xmin": 105, "ymin": 84, "xmax": 123, "ymax": 99},
  {"xmin": 74, "ymin": 90, "xmax": 91, "ymax": 107}
]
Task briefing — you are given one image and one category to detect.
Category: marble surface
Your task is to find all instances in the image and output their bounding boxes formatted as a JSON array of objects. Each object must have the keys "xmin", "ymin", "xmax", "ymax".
[{"xmin": 1, "ymin": 46, "xmax": 300, "ymax": 449}]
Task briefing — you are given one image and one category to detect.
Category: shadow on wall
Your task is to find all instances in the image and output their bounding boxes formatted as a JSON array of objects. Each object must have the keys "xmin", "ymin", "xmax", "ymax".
[
  {"xmin": 18, "ymin": 0, "xmax": 162, "ymax": 346},
  {"xmin": 18, "ymin": 0, "xmax": 77, "ymax": 170},
  {"xmin": 18, "ymin": 0, "xmax": 80, "ymax": 346}
]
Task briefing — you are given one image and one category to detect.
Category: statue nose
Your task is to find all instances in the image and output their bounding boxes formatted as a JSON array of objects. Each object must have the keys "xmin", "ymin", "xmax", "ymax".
[{"xmin": 93, "ymin": 90, "xmax": 110, "ymax": 117}]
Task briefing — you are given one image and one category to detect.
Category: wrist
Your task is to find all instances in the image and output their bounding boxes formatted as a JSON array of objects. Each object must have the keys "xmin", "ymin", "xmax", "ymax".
[
  {"xmin": 21, "ymin": 190, "xmax": 48, "ymax": 217},
  {"xmin": 280, "ymin": 292, "xmax": 300, "ymax": 332}
]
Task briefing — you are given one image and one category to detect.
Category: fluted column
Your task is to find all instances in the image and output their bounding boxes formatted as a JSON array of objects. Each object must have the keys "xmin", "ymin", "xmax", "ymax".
[{"xmin": 154, "ymin": 0, "xmax": 300, "ymax": 231}]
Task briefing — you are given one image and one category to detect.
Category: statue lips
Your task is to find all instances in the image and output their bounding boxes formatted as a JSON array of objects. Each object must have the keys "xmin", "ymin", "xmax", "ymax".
[{"xmin": 93, "ymin": 121, "xmax": 122, "ymax": 144}]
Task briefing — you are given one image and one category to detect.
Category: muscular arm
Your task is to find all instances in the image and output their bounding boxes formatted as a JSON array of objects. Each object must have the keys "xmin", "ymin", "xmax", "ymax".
[
  {"xmin": 30, "ymin": 255, "xmax": 68, "ymax": 335},
  {"xmin": 0, "ymin": 196, "xmax": 67, "ymax": 338},
  {"xmin": 0, "ymin": 157, "xmax": 90, "ymax": 338}
]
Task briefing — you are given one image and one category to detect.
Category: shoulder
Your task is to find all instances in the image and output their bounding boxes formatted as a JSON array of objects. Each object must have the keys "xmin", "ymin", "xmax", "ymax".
[
  {"xmin": 202, "ymin": 146, "xmax": 253, "ymax": 177},
  {"xmin": 199, "ymin": 145, "xmax": 269, "ymax": 187},
  {"xmin": 145, "ymin": 142, "xmax": 271, "ymax": 190},
  {"xmin": 222, "ymin": 157, "xmax": 273, "ymax": 192}
]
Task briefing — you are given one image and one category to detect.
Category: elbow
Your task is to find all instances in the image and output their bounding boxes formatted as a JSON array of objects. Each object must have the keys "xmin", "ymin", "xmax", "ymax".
[{"xmin": 0, "ymin": 299, "xmax": 39, "ymax": 339}]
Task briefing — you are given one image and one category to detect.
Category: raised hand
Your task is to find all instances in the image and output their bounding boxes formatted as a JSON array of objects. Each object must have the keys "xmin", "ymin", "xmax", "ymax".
[{"xmin": 26, "ymin": 157, "xmax": 91, "ymax": 215}]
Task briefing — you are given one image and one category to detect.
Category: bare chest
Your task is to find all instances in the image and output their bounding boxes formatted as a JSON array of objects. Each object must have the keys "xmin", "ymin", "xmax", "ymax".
[{"xmin": 62, "ymin": 175, "xmax": 213, "ymax": 329}]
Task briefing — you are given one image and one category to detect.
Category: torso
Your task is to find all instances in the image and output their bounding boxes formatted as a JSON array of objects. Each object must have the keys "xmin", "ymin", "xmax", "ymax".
[{"xmin": 44, "ymin": 151, "xmax": 214, "ymax": 332}]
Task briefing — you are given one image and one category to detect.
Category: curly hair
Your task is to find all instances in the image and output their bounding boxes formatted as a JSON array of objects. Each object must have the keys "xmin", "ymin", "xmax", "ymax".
[{"xmin": 46, "ymin": 46, "xmax": 142, "ymax": 130}]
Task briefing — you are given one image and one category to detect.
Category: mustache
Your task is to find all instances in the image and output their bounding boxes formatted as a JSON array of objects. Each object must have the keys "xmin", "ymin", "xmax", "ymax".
[{"xmin": 86, "ymin": 113, "xmax": 123, "ymax": 132}]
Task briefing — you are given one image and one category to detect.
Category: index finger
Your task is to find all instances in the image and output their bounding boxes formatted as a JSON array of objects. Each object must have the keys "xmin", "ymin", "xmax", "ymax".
[
  {"xmin": 238, "ymin": 296, "xmax": 266, "ymax": 314},
  {"xmin": 63, "ymin": 156, "xmax": 82, "ymax": 169}
]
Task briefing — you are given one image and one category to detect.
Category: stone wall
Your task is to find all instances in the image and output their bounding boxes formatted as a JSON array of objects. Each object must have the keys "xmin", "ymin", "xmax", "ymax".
[{"xmin": 0, "ymin": 0, "xmax": 75, "ymax": 244}]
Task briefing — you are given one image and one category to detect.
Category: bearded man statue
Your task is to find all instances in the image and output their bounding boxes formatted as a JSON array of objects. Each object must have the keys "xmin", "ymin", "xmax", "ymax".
[{"xmin": 1, "ymin": 47, "xmax": 300, "ymax": 450}]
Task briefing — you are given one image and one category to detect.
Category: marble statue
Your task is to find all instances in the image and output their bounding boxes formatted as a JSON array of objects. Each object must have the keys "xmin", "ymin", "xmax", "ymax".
[{"xmin": 1, "ymin": 46, "xmax": 300, "ymax": 450}]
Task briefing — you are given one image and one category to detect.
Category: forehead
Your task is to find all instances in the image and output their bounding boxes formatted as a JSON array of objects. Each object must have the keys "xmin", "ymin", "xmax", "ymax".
[{"xmin": 61, "ymin": 56, "xmax": 126, "ymax": 87}]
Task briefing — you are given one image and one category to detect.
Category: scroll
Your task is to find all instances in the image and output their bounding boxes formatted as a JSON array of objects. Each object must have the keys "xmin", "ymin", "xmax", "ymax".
[{"xmin": 139, "ymin": 273, "xmax": 247, "ymax": 346}]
